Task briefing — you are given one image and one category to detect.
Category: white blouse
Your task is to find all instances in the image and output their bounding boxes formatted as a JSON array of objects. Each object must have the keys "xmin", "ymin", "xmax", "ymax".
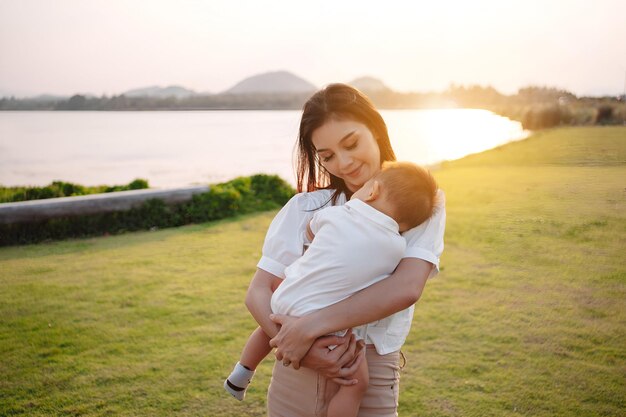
[{"xmin": 257, "ymin": 188, "xmax": 446, "ymax": 354}]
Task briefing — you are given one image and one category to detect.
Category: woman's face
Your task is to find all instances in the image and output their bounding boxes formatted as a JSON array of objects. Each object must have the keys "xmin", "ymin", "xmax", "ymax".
[{"xmin": 311, "ymin": 118, "xmax": 382, "ymax": 192}]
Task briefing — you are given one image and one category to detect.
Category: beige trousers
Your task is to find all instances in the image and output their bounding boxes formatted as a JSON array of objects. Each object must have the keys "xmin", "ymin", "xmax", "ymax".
[{"xmin": 267, "ymin": 346, "xmax": 400, "ymax": 417}]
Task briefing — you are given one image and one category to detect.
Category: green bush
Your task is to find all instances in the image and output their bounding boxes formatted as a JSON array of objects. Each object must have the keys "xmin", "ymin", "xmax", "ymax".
[
  {"xmin": 104, "ymin": 178, "xmax": 149, "ymax": 193},
  {"xmin": 251, "ymin": 174, "xmax": 295, "ymax": 208},
  {"xmin": 0, "ymin": 174, "xmax": 295, "ymax": 246},
  {"xmin": 182, "ymin": 184, "xmax": 242, "ymax": 223},
  {"xmin": 0, "ymin": 179, "xmax": 150, "ymax": 203}
]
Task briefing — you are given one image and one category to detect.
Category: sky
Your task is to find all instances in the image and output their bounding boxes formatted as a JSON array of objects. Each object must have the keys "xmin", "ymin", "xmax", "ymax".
[{"xmin": 1, "ymin": 0, "xmax": 625, "ymax": 97}]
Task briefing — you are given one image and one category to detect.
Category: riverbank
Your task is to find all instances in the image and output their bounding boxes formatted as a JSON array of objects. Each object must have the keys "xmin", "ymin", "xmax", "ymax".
[{"xmin": 1, "ymin": 126, "xmax": 624, "ymax": 416}]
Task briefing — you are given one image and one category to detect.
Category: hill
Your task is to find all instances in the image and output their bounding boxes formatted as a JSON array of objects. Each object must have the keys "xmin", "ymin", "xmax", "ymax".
[
  {"xmin": 223, "ymin": 70, "xmax": 316, "ymax": 94},
  {"xmin": 347, "ymin": 76, "xmax": 391, "ymax": 93},
  {"xmin": 31, "ymin": 94, "xmax": 69, "ymax": 102},
  {"xmin": 122, "ymin": 85, "xmax": 198, "ymax": 98}
]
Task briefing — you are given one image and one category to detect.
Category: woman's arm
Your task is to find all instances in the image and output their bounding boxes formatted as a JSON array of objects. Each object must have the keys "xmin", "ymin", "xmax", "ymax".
[
  {"xmin": 245, "ymin": 268, "xmax": 283, "ymax": 338},
  {"xmin": 270, "ymin": 257, "xmax": 431, "ymax": 369}
]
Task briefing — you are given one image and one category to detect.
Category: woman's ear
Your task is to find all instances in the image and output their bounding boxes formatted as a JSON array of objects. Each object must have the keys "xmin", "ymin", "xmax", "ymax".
[{"xmin": 366, "ymin": 180, "xmax": 381, "ymax": 202}]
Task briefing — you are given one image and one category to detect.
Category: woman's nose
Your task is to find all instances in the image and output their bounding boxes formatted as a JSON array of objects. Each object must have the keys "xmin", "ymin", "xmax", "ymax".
[{"xmin": 337, "ymin": 152, "xmax": 354, "ymax": 170}]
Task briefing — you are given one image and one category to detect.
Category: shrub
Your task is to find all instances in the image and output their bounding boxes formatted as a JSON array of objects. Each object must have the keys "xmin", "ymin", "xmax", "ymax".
[
  {"xmin": 182, "ymin": 184, "xmax": 242, "ymax": 223},
  {"xmin": 104, "ymin": 178, "xmax": 149, "ymax": 193},
  {"xmin": 595, "ymin": 105, "xmax": 614, "ymax": 125},
  {"xmin": 0, "ymin": 174, "xmax": 295, "ymax": 246},
  {"xmin": 521, "ymin": 104, "xmax": 562, "ymax": 129},
  {"xmin": 251, "ymin": 174, "xmax": 294, "ymax": 208},
  {"xmin": 0, "ymin": 179, "xmax": 150, "ymax": 203}
]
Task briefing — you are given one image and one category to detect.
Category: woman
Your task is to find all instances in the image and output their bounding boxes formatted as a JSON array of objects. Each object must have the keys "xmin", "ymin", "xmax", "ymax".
[{"xmin": 245, "ymin": 84, "xmax": 446, "ymax": 416}]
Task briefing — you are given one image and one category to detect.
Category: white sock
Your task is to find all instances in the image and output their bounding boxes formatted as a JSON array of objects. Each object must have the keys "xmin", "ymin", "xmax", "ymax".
[{"xmin": 224, "ymin": 362, "xmax": 255, "ymax": 401}]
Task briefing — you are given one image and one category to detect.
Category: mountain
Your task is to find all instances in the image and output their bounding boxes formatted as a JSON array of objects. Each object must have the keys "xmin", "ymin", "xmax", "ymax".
[
  {"xmin": 224, "ymin": 71, "xmax": 317, "ymax": 94},
  {"xmin": 31, "ymin": 94, "xmax": 69, "ymax": 101},
  {"xmin": 347, "ymin": 76, "xmax": 392, "ymax": 93},
  {"xmin": 122, "ymin": 85, "xmax": 198, "ymax": 98},
  {"xmin": 2, "ymin": 91, "xmax": 102, "ymax": 100}
]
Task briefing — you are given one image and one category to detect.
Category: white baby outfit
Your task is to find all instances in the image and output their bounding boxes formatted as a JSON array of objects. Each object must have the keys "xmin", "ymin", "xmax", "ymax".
[
  {"xmin": 271, "ymin": 198, "xmax": 405, "ymax": 321},
  {"xmin": 259, "ymin": 189, "xmax": 446, "ymax": 355}
]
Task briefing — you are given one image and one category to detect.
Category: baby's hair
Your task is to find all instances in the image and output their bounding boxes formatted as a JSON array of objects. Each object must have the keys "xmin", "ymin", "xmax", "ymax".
[{"xmin": 376, "ymin": 161, "xmax": 438, "ymax": 230}]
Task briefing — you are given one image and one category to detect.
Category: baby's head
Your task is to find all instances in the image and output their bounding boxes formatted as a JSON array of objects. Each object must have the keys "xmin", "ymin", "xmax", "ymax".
[{"xmin": 351, "ymin": 161, "xmax": 438, "ymax": 232}]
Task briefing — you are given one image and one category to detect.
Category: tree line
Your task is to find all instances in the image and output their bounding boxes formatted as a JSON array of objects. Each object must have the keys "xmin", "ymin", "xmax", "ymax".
[{"xmin": 1, "ymin": 86, "xmax": 624, "ymax": 129}]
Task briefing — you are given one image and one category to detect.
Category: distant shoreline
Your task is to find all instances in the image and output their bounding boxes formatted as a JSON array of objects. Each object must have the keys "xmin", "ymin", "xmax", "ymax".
[{"xmin": 2, "ymin": 90, "xmax": 624, "ymax": 130}]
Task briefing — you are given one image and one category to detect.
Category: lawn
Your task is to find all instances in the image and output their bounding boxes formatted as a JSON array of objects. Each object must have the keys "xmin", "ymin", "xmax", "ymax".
[{"xmin": 1, "ymin": 126, "xmax": 624, "ymax": 416}]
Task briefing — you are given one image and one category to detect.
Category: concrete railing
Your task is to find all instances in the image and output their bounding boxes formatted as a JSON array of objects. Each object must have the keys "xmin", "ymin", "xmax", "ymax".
[{"xmin": 0, "ymin": 186, "xmax": 210, "ymax": 224}]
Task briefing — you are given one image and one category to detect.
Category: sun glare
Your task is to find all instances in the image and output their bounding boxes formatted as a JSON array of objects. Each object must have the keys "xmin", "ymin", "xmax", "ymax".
[{"xmin": 383, "ymin": 109, "xmax": 529, "ymax": 165}]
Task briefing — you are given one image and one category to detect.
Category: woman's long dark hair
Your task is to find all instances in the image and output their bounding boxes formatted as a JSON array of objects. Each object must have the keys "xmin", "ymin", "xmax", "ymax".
[{"xmin": 296, "ymin": 83, "xmax": 397, "ymax": 204}]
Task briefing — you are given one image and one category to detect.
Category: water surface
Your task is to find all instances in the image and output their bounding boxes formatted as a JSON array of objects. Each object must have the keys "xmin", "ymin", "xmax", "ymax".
[{"xmin": 0, "ymin": 110, "xmax": 527, "ymax": 188}]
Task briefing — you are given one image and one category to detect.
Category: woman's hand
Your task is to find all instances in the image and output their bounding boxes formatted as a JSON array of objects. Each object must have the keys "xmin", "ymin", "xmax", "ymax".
[
  {"xmin": 301, "ymin": 332, "xmax": 366, "ymax": 386},
  {"xmin": 269, "ymin": 314, "xmax": 364, "ymax": 384},
  {"xmin": 269, "ymin": 314, "xmax": 316, "ymax": 369}
]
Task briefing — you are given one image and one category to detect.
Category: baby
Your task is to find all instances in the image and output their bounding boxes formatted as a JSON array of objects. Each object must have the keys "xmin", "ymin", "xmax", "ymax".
[{"xmin": 224, "ymin": 161, "xmax": 438, "ymax": 417}]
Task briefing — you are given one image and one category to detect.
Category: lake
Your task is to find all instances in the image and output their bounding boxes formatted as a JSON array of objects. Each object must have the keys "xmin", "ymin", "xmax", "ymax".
[{"xmin": 0, "ymin": 110, "xmax": 528, "ymax": 188}]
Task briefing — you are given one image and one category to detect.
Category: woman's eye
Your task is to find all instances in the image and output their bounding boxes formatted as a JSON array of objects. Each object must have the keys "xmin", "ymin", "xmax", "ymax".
[
  {"xmin": 345, "ymin": 140, "xmax": 358, "ymax": 150},
  {"xmin": 322, "ymin": 154, "xmax": 334, "ymax": 162}
]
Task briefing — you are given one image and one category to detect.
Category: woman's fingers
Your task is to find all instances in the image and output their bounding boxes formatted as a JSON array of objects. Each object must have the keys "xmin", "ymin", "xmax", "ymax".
[
  {"xmin": 331, "ymin": 377, "xmax": 358, "ymax": 386},
  {"xmin": 291, "ymin": 357, "xmax": 301, "ymax": 370},
  {"xmin": 335, "ymin": 347, "xmax": 365, "ymax": 378},
  {"xmin": 268, "ymin": 314, "xmax": 287, "ymax": 348},
  {"xmin": 268, "ymin": 314, "xmax": 315, "ymax": 368},
  {"xmin": 269, "ymin": 313, "xmax": 285, "ymax": 327},
  {"xmin": 325, "ymin": 331, "xmax": 352, "ymax": 356},
  {"xmin": 324, "ymin": 336, "xmax": 348, "ymax": 349},
  {"xmin": 335, "ymin": 333, "xmax": 358, "ymax": 368},
  {"xmin": 273, "ymin": 347, "xmax": 300, "ymax": 369},
  {"xmin": 345, "ymin": 339, "xmax": 365, "ymax": 367}
]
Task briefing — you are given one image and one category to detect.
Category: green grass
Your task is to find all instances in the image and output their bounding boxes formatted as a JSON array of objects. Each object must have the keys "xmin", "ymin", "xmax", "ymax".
[{"xmin": 1, "ymin": 126, "xmax": 625, "ymax": 416}]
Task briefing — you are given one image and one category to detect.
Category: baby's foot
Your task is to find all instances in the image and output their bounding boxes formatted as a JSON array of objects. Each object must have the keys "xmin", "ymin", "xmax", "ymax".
[{"xmin": 224, "ymin": 362, "xmax": 255, "ymax": 401}]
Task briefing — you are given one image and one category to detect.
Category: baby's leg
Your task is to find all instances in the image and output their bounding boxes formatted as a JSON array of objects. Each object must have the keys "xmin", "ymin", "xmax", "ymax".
[
  {"xmin": 240, "ymin": 326, "xmax": 273, "ymax": 370},
  {"xmin": 326, "ymin": 354, "xmax": 369, "ymax": 417},
  {"xmin": 224, "ymin": 327, "xmax": 272, "ymax": 401}
]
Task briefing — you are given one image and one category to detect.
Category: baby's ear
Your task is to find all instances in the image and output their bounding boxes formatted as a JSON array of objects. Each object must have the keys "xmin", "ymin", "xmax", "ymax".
[{"xmin": 366, "ymin": 180, "xmax": 381, "ymax": 202}]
